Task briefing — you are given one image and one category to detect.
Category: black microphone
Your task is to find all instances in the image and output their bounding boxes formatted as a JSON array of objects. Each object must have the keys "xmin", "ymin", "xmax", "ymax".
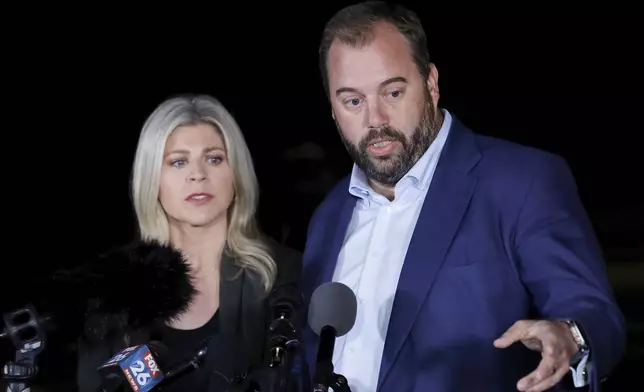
[
  {"xmin": 96, "ymin": 341, "xmax": 208, "ymax": 392},
  {"xmin": 267, "ymin": 284, "xmax": 303, "ymax": 369},
  {"xmin": 95, "ymin": 341, "xmax": 168, "ymax": 392},
  {"xmin": 1, "ymin": 304, "xmax": 54, "ymax": 392},
  {"xmin": 233, "ymin": 284, "xmax": 304, "ymax": 392},
  {"xmin": 163, "ymin": 344, "xmax": 208, "ymax": 380},
  {"xmin": 308, "ymin": 282, "xmax": 357, "ymax": 392}
]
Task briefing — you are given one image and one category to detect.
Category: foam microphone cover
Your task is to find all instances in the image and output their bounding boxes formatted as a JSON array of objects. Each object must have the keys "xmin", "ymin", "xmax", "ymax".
[{"xmin": 307, "ymin": 282, "xmax": 357, "ymax": 337}]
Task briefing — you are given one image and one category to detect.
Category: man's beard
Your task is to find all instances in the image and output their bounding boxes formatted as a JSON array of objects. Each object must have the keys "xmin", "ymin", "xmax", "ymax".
[{"xmin": 337, "ymin": 93, "xmax": 442, "ymax": 187}]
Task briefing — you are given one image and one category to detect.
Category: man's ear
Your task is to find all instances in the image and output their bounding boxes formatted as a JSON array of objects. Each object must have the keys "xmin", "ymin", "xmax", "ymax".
[{"xmin": 427, "ymin": 62, "xmax": 440, "ymax": 103}]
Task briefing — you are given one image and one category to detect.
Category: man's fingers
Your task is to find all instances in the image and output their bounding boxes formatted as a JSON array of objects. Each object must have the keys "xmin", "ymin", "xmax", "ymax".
[
  {"xmin": 498, "ymin": 320, "xmax": 576, "ymax": 391},
  {"xmin": 494, "ymin": 320, "xmax": 533, "ymax": 348},
  {"xmin": 517, "ymin": 335, "xmax": 571, "ymax": 392},
  {"xmin": 525, "ymin": 363, "xmax": 570, "ymax": 392},
  {"xmin": 516, "ymin": 356, "xmax": 558, "ymax": 391}
]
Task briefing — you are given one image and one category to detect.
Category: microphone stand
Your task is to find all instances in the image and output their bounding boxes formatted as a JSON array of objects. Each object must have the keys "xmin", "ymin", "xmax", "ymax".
[{"xmin": 1, "ymin": 305, "xmax": 49, "ymax": 392}]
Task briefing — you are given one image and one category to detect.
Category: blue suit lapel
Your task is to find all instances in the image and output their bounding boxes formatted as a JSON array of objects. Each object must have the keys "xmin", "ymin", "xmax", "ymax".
[
  {"xmin": 320, "ymin": 197, "xmax": 355, "ymax": 287},
  {"xmin": 377, "ymin": 120, "xmax": 482, "ymax": 390},
  {"xmin": 304, "ymin": 195, "xmax": 355, "ymax": 376}
]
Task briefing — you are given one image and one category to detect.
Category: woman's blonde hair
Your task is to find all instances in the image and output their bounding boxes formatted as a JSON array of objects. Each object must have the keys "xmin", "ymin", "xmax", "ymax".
[{"xmin": 131, "ymin": 94, "xmax": 276, "ymax": 292}]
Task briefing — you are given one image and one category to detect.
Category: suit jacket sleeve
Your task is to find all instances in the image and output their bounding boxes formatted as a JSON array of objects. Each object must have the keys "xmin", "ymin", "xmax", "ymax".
[{"xmin": 513, "ymin": 154, "xmax": 626, "ymax": 380}]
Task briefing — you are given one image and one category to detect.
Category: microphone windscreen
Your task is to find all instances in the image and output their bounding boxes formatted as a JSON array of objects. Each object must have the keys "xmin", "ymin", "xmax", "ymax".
[
  {"xmin": 307, "ymin": 282, "xmax": 357, "ymax": 337},
  {"xmin": 268, "ymin": 284, "xmax": 304, "ymax": 309}
]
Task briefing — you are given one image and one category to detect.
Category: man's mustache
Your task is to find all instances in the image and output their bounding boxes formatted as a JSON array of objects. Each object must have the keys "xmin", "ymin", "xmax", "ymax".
[{"xmin": 360, "ymin": 126, "xmax": 406, "ymax": 147}]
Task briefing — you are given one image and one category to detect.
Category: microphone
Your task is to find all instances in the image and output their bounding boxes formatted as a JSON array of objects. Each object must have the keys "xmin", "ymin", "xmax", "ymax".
[
  {"xmin": 96, "ymin": 341, "xmax": 209, "ymax": 392},
  {"xmin": 1, "ymin": 304, "xmax": 54, "ymax": 392},
  {"xmin": 308, "ymin": 282, "xmax": 357, "ymax": 392},
  {"xmin": 267, "ymin": 284, "xmax": 303, "ymax": 369},
  {"xmin": 96, "ymin": 342, "xmax": 167, "ymax": 392},
  {"xmin": 163, "ymin": 345, "xmax": 208, "ymax": 380},
  {"xmin": 232, "ymin": 284, "xmax": 304, "ymax": 392},
  {"xmin": 267, "ymin": 284, "xmax": 304, "ymax": 391}
]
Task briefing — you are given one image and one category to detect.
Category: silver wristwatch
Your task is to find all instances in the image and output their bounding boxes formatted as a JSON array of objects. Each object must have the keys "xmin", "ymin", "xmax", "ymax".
[{"xmin": 563, "ymin": 320, "xmax": 589, "ymax": 365}]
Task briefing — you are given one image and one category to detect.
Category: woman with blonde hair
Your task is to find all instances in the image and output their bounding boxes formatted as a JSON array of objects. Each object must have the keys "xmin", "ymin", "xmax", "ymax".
[{"xmin": 69, "ymin": 94, "xmax": 302, "ymax": 391}]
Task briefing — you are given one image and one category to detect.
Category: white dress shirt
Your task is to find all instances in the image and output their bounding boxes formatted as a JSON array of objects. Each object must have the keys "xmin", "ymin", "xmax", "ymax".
[
  {"xmin": 330, "ymin": 110, "xmax": 590, "ymax": 391},
  {"xmin": 331, "ymin": 111, "xmax": 452, "ymax": 392}
]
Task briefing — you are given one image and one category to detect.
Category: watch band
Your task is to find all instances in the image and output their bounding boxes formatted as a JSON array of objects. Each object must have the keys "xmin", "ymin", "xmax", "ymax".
[{"xmin": 562, "ymin": 320, "xmax": 589, "ymax": 364}]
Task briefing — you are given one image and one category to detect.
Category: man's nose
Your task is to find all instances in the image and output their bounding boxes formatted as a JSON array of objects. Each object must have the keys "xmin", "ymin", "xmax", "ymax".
[{"xmin": 366, "ymin": 99, "xmax": 389, "ymax": 128}]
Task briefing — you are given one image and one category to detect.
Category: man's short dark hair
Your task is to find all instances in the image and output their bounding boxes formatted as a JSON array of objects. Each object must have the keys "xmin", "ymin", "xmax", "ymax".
[{"xmin": 318, "ymin": 1, "xmax": 430, "ymax": 96}]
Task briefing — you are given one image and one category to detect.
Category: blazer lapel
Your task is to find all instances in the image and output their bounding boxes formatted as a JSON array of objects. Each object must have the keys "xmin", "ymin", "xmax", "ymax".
[
  {"xmin": 303, "ymin": 193, "xmax": 356, "ymax": 301},
  {"xmin": 304, "ymin": 194, "xmax": 356, "ymax": 377},
  {"xmin": 219, "ymin": 253, "xmax": 266, "ymax": 368},
  {"xmin": 219, "ymin": 253, "xmax": 244, "ymax": 335},
  {"xmin": 377, "ymin": 121, "xmax": 481, "ymax": 389},
  {"xmin": 240, "ymin": 267, "xmax": 266, "ymax": 366},
  {"xmin": 321, "ymin": 197, "xmax": 356, "ymax": 285}
]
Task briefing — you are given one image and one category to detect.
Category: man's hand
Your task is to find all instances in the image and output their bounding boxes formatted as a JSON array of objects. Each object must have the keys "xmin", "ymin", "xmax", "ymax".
[{"xmin": 494, "ymin": 320, "xmax": 579, "ymax": 392}]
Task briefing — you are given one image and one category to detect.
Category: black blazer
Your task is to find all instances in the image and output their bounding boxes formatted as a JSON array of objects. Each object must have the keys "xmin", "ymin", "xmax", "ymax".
[{"xmin": 69, "ymin": 238, "xmax": 302, "ymax": 392}]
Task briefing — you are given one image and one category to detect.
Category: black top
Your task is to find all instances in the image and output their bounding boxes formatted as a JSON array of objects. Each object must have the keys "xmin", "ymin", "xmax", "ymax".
[{"xmin": 158, "ymin": 311, "xmax": 220, "ymax": 391}]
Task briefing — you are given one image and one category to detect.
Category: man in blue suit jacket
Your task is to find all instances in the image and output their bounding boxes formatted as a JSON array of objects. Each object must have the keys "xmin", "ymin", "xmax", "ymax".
[{"xmin": 301, "ymin": 2, "xmax": 626, "ymax": 391}]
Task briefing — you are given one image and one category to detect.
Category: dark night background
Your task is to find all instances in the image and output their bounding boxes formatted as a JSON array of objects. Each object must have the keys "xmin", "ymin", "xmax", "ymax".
[{"xmin": 1, "ymin": 5, "xmax": 642, "ymax": 391}]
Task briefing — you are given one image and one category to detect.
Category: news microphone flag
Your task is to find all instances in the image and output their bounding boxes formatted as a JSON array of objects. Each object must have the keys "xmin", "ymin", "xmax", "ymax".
[{"xmin": 98, "ymin": 344, "xmax": 164, "ymax": 392}]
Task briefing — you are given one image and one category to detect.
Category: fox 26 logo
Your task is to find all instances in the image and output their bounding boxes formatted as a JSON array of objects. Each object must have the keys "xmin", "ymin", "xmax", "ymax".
[{"xmin": 128, "ymin": 351, "xmax": 162, "ymax": 387}]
